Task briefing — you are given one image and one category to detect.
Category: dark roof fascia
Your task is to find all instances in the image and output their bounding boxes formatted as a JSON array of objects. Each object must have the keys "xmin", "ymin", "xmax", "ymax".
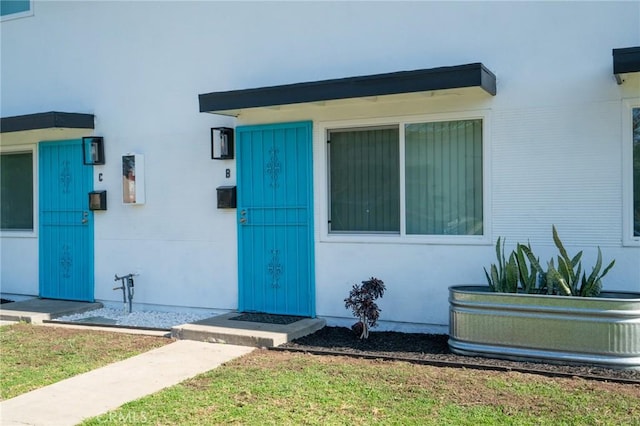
[
  {"xmin": 613, "ymin": 47, "xmax": 640, "ymax": 84},
  {"xmin": 199, "ymin": 63, "xmax": 497, "ymax": 115},
  {"xmin": 0, "ymin": 111, "xmax": 95, "ymax": 133}
]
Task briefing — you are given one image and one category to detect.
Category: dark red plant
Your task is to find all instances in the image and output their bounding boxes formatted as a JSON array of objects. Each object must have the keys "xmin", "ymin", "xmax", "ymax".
[{"xmin": 344, "ymin": 277, "xmax": 385, "ymax": 339}]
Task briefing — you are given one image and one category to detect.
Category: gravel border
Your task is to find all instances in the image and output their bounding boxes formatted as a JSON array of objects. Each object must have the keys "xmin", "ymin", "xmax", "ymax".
[{"xmin": 52, "ymin": 307, "xmax": 216, "ymax": 330}]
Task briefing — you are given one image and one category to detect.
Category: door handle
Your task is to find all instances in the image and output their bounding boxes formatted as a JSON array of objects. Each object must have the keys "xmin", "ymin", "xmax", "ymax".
[
  {"xmin": 239, "ymin": 217, "xmax": 247, "ymax": 224},
  {"xmin": 82, "ymin": 211, "xmax": 88, "ymax": 224}
]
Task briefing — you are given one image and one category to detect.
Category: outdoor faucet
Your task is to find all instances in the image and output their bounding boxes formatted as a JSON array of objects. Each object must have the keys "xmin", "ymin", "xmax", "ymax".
[{"xmin": 113, "ymin": 273, "xmax": 137, "ymax": 313}]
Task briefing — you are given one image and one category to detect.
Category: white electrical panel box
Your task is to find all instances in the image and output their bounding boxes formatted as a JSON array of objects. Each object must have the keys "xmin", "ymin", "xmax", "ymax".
[{"xmin": 122, "ymin": 153, "xmax": 145, "ymax": 205}]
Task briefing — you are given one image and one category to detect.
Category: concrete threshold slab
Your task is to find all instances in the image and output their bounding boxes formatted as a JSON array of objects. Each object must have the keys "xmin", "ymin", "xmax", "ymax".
[
  {"xmin": 171, "ymin": 312, "xmax": 326, "ymax": 347},
  {"xmin": 0, "ymin": 299, "xmax": 102, "ymax": 323}
]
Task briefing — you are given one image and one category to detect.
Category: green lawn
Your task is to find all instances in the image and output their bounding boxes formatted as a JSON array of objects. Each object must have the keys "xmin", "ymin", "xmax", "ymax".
[
  {"xmin": 3, "ymin": 323, "xmax": 638, "ymax": 425},
  {"xmin": 0, "ymin": 322, "xmax": 169, "ymax": 400},
  {"xmin": 82, "ymin": 350, "xmax": 640, "ymax": 426}
]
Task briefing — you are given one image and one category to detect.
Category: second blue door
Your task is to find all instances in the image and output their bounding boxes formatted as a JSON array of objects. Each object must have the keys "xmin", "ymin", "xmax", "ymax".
[
  {"xmin": 237, "ymin": 122, "xmax": 315, "ymax": 317},
  {"xmin": 39, "ymin": 140, "xmax": 94, "ymax": 301}
]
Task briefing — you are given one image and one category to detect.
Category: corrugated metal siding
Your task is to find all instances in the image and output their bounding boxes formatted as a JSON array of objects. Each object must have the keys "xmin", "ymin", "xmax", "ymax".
[{"xmin": 491, "ymin": 102, "xmax": 622, "ymax": 247}]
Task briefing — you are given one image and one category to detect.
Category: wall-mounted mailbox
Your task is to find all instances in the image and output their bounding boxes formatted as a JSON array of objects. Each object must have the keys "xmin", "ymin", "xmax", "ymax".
[
  {"xmin": 122, "ymin": 154, "xmax": 145, "ymax": 205},
  {"xmin": 89, "ymin": 190, "xmax": 107, "ymax": 211},
  {"xmin": 217, "ymin": 185, "xmax": 237, "ymax": 209},
  {"xmin": 83, "ymin": 136, "xmax": 105, "ymax": 165},
  {"xmin": 211, "ymin": 127, "xmax": 234, "ymax": 160}
]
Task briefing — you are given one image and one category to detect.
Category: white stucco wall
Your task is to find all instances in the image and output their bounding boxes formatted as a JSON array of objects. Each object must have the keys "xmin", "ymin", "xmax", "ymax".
[{"xmin": 1, "ymin": 1, "xmax": 639, "ymax": 331}]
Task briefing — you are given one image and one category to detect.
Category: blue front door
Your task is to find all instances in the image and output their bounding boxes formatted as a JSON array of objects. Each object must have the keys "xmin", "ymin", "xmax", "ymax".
[
  {"xmin": 237, "ymin": 121, "xmax": 315, "ymax": 317},
  {"xmin": 39, "ymin": 140, "xmax": 94, "ymax": 301}
]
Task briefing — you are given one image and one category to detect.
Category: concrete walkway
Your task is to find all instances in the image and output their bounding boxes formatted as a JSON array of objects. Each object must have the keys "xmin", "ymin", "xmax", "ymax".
[
  {"xmin": 0, "ymin": 299, "xmax": 323, "ymax": 425},
  {"xmin": 0, "ymin": 340, "xmax": 254, "ymax": 426}
]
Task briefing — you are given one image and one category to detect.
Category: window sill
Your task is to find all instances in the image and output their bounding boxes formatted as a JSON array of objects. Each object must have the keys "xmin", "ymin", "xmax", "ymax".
[
  {"xmin": 320, "ymin": 233, "xmax": 491, "ymax": 246},
  {"xmin": 622, "ymin": 237, "xmax": 640, "ymax": 247},
  {"xmin": 0, "ymin": 230, "xmax": 37, "ymax": 239}
]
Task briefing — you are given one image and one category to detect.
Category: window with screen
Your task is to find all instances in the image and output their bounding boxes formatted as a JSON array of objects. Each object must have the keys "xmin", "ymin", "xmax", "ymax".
[{"xmin": 1, "ymin": 151, "xmax": 34, "ymax": 231}]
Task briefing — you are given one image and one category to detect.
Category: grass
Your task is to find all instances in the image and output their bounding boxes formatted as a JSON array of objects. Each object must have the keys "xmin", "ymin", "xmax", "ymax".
[
  {"xmin": 82, "ymin": 350, "xmax": 640, "ymax": 426},
  {"xmin": 3, "ymin": 324, "xmax": 639, "ymax": 425},
  {"xmin": 0, "ymin": 322, "xmax": 170, "ymax": 400}
]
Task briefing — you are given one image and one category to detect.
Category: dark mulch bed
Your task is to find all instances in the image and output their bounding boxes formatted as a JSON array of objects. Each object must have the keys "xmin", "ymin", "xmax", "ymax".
[
  {"xmin": 280, "ymin": 326, "xmax": 640, "ymax": 383},
  {"xmin": 230, "ymin": 312, "xmax": 307, "ymax": 325}
]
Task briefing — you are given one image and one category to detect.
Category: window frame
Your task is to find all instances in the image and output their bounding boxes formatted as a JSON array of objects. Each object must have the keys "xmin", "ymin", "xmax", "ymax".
[
  {"xmin": 0, "ymin": 0, "xmax": 33, "ymax": 22},
  {"xmin": 317, "ymin": 110, "xmax": 492, "ymax": 245},
  {"xmin": 0, "ymin": 144, "xmax": 37, "ymax": 238},
  {"xmin": 622, "ymin": 98, "xmax": 640, "ymax": 247}
]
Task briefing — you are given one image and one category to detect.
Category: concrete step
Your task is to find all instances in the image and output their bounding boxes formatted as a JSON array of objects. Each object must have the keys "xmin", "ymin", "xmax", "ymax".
[
  {"xmin": 0, "ymin": 299, "xmax": 102, "ymax": 323},
  {"xmin": 171, "ymin": 312, "xmax": 326, "ymax": 347}
]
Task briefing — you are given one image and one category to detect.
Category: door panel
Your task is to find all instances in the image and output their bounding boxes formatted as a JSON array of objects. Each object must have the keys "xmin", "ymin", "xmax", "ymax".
[
  {"xmin": 39, "ymin": 140, "xmax": 94, "ymax": 301},
  {"xmin": 237, "ymin": 122, "xmax": 315, "ymax": 316}
]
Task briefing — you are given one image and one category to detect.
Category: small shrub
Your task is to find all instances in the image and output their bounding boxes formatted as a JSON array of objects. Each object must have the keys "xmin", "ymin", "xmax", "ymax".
[{"xmin": 344, "ymin": 277, "xmax": 385, "ymax": 339}]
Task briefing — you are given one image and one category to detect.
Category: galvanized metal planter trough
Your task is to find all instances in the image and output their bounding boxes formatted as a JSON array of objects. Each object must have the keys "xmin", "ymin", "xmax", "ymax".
[{"xmin": 448, "ymin": 285, "xmax": 640, "ymax": 370}]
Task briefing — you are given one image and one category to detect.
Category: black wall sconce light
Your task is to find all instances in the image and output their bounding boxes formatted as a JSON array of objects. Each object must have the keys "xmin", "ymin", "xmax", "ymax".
[
  {"xmin": 211, "ymin": 127, "xmax": 234, "ymax": 160},
  {"xmin": 82, "ymin": 136, "xmax": 105, "ymax": 165}
]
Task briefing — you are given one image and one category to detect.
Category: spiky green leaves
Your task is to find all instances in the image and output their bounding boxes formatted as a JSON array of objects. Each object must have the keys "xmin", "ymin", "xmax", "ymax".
[
  {"xmin": 580, "ymin": 247, "xmax": 615, "ymax": 297},
  {"xmin": 486, "ymin": 226, "xmax": 615, "ymax": 297},
  {"xmin": 516, "ymin": 243, "xmax": 539, "ymax": 294},
  {"xmin": 484, "ymin": 237, "xmax": 519, "ymax": 293}
]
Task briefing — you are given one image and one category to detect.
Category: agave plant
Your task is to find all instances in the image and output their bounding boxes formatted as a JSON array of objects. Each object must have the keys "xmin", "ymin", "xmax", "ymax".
[
  {"xmin": 515, "ymin": 243, "xmax": 546, "ymax": 294},
  {"xmin": 535, "ymin": 226, "xmax": 615, "ymax": 297},
  {"xmin": 484, "ymin": 237, "xmax": 519, "ymax": 293},
  {"xmin": 580, "ymin": 247, "xmax": 616, "ymax": 296},
  {"xmin": 545, "ymin": 225, "xmax": 583, "ymax": 295},
  {"xmin": 486, "ymin": 226, "xmax": 614, "ymax": 297}
]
